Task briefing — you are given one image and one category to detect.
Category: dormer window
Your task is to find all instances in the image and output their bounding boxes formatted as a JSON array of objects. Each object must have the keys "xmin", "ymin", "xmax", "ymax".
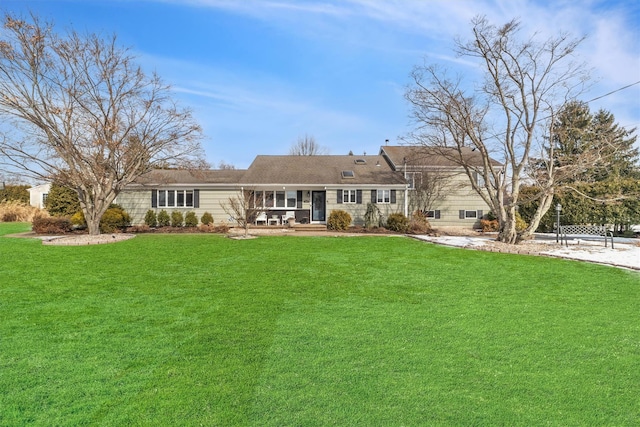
[{"xmin": 341, "ymin": 170, "xmax": 355, "ymax": 178}]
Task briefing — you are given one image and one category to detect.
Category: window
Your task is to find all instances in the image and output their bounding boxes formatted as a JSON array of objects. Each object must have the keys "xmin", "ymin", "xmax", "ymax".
[
  {"xmin": 252, "ymin": 191, "xmax": 264, "ymax": 208},
  {"xmin": 423, "ymin": 210, "xmax": 441, "ymax": 219},
  {"xmin": 377, "ymin": 189, "xmax": 390, "ymax": 204},
  {"xmin": 406, "ymin": 172, "xmax": 422, "ymax": 189},
  {"xmin": 341, "ymin": 170, "xmax": 355, "ymax": 178},
  {"xmin": 253, "ymin": 191, "xmax": 297, "ymax": 208},
  {"xmin": 155, "ymin": 190, "xmax": 195, "ymax": 208},
  {"xmin": 343, "ymin": 189, "xmax": 357, "ymax": 203},
  {"xmin": 274, "ymin": 191, "xmax": 297, "ymax": 208},
  {"xmin": 459, "ymin": 210, "xmax": 482, "ymax": 220},
  {"xmin": 42, "ymin": 193, "xmax": 48, "ymax": 205},
  {"xmin": 286, "ymin": 191, "xmax": 297, "ymax": 208},
  {"xmin": 265, "ymin": 191, "xmax": 274, "ymax": 208}
]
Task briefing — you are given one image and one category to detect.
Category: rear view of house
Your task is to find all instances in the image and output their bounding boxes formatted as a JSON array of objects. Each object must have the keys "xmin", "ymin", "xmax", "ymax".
[{"xmin": 115, "ymin": 145, "xmax": 500, "ymax": 229}]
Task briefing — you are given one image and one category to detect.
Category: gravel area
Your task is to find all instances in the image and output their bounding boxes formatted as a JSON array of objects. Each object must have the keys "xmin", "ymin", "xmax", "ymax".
[{"xmin": 39, "ymin": 233, "xmax": 136, "ymax": 246}]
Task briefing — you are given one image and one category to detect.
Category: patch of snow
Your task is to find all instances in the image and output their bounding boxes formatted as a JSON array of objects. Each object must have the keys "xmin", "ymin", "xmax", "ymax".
[{"xmin": 414, "ymin": 235, "xmax": 640, "ymax": 270}]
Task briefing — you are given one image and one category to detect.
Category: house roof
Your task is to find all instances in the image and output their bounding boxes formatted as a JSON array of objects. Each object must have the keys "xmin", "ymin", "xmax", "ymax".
[
  {"xmin": 380, "ymin": 145, "xmax": 502, "ymax": 169},
  {"xmin": 133, "ymin": 168, "xmax": 246, "ymax": 186},
  {"xmin": 239, "ymin": 155, "xmax": 407, "ymax": 186}
]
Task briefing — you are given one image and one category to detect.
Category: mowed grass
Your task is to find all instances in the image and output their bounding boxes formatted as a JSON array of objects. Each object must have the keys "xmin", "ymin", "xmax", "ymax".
[{"xmin": 0, "ymin": 223, "xmax": 638, "ymax": 426}]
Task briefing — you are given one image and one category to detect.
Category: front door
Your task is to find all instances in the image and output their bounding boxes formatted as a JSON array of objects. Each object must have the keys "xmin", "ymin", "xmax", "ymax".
[{"xmin": 311, "ymin": 191, "xmax": 326, "ymax": 222}]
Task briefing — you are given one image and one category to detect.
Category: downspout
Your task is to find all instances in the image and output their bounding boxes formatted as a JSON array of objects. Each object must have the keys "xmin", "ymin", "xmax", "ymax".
[{"xmin": 403, "ymin": 158, "xmax": 408, "ymax": 217}]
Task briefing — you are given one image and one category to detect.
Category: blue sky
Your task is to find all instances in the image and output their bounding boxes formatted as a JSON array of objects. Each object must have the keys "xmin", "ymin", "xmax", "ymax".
[{"xmin": 3, "ymin": 0, "xmax": 639, "ymax": 168}]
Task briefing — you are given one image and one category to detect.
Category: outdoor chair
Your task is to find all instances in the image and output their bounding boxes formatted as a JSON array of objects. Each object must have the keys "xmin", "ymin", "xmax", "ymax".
[
  {"xmin": 282, "ymin": 211, "xmax": 295, "ymax": 225},
  {"xmin": 255, "ymin": 212, "xmax": 267, "ymax": 225}
]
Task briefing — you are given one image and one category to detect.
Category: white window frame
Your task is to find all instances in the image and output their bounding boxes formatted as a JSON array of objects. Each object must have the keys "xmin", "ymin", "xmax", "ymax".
[
  {"xmin": 464, "ymin": 210, "xmax": 477, "ymax": 219},
  {"xmin": 254, "ymin": 190, "xmax": 296, "ymax": 209},
  {"xmin": 406, "ymin": 172, "xmax": 422, "ymax": 190},
  {"xmin": 343, "ymin": 189, "xmax": 357, "ymax": 203},
  {"xmin": 157, "ymin": 190, "xmax": 194, "ymax": 208},
  {"xmin": 377, "ymin": 189, "xmax": 390, "ymax": 204}
]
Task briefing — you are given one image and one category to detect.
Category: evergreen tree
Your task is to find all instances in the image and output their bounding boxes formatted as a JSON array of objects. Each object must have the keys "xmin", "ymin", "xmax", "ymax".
[
  {"xmin": 45, "ymin": 183, "xmax": 81, "ymax": 217},
  {"xmin": 553, "ymin": 101, "xmax": 639, "ymax": 183}
]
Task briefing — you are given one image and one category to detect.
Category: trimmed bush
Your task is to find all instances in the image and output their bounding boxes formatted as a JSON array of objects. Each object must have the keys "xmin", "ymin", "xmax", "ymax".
[
  {"xmin": 144, "ymin": 210, "xmax": 158, "ymax": 227},
  {"xmin": 171, "ymin": 211, "xmax": 184, "ymax": 227},
  {"xmin": 45, "ymin": 184, "xmax": 80, "ymax": 217},
  {"xmin": 386, "ymin": 213, "xmax": 410, "ymax": 233},
  {"xmin": 327, "ymin": 210, "xmax": 352, "ymax": 231},
  {"xmin": 100, "ymin": 205, "xmax": 131, "ymax": 233},
  {"xmin": 32, "ymin": 216, "xmax": 73, "ymax": 234},
  {"xmin": 185, "ymin": 211, "xmax": 198, "ymax": 227},
  {"xmin": 201, "ymin": 212, "xmax": 214, "ymax": 225},
  {"xmin": 157, "ymin": 210, "xmax": 170, "ymax": 227}
]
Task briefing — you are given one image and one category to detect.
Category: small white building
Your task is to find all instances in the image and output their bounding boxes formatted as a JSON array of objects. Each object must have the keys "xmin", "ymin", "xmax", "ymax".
[{"xmin": 27, "ymin": 183, "xmax": 51, "ymax": 209}]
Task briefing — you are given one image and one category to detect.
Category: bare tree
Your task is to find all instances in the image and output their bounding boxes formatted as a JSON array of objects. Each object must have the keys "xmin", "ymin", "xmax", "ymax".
[
  {"xmin": 220, "ymin": 188, "xmax": 264, "ymax": 237},
  {"xmin": 408, "ymin": 169, "xmax": 458, "ymax": 214},
  {"xmin": 406, "ymin": 16, "xmax": 590, "ymax": 243},
  {"xmin": 289, "ymin": 134, "xmax": 328, "ymax": 155},
  {"xmin": 216, "ymin": 161, "xmax": 236, "ymax": 170},
  {"xmin": 0, "ymin": 12, "xmax": 204, "ymax": 235}
]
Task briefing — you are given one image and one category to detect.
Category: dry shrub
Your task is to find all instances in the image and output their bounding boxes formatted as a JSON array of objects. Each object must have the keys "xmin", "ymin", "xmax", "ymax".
[
  {"xmin": 0, "ymin": 201, "xmax": 46, "ymax": 223},
  {"xmin": 214, "ymin": 223, "xmax": 230, "ymax": 234},
  {"xmin": 126, "ymin": 225, "xmax": 151, "ymax": 233},
  {"xmin": 481, "ymin": 219, "xmax": 499, "ymax": 232},
  {"xmin": 32, "ymin": 216, "xmax": 73, "ymax": 234},
  {"xmin": 409, "ymin": 211, "xmax": 433, "ymax": 234},
  {"xmin": 198, "ymin": 224, "xmax": 216, "ymax": 233}
]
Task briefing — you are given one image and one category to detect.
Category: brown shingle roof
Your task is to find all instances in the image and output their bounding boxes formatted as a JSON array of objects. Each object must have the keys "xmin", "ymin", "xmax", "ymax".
[
  {"xmin": 380, "ymin": 146, "xmax": 502, "ymax": 169},
  {"xmin": 133, "ymin": 169, "xmax": 245, "ymax": 185},
  {"xmin": 239, "ymin": 155, "xmax": 406, "ymax": 186}
]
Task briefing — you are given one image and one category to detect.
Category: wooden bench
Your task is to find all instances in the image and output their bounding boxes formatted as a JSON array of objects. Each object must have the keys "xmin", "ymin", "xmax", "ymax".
[{"xmin": 559, "ymin": 225, "xmax": 614, "ymax": 248}]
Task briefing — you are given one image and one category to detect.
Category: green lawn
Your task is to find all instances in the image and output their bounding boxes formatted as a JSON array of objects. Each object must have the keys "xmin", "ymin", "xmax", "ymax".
[{"xmin": 0, "ymin": 223, "xmax": 638, "ymax": 426}]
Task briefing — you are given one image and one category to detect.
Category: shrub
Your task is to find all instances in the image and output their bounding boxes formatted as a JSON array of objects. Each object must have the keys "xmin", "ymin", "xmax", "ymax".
[
  {"xmin": 171, "ymin": 211, "xmax": 184, "ymax": 227},
  {"xmin": 364, "ymin": 203, "xmax": 382, "ymax": 229},
  {"xmin": 0, "ymin": 185, "xmax": 29, "ymax": 204},
  {"xmin": 327, "ymin": 210, "xmax": 352, "ymax": 231},
  {"xmin": 481, "ymin": 219, "xmax": 499, "ymax": 232},
  {"xmin": 214, "ymin": 223, "xmax": 230, "ymax": 234},
  {"xmin": 409, "ymin": 211, "xmax": 432, "ymax": 234},
  {"xmin": 127, "ymin": 224, "xmax": 151, "ymax": 233},
  {"xmin": 184, "ymin": 211, "xmax": 198, "ymax": 227},
  {"xmin": 479, "ymin": 213, "xmax": 527, "ymax": 232},
  {"xmin": 70, "ymin": 211, "xmax": 86, "ymax": 228},
  {"xmin": 157, "ymin": 210, "xmax": 170, "ymax": 227},
  {"xmin": 515, "ymin": 211, "xmax": 528, "ymax": 232},
  {"xmin": 45, "ymin": 183, "xmax": 80, "ymax": 217},
  {"xmin": 100, "ymin": 205, "xmax": 131, "ymax": 233},
  {"xmin": 386, "ymin": 213, "xmax": 410, "ymax": 233},
  {"xmin": 201, "ymin": 212, "xmax": 214, "ymax": 225},
  {"xmin": 0, "ymin": 201, "xmax": 43, "ymax": 222},
  {"xmin": 32, "ymin": 216, "xmax": 73, "ymax": 234},
  {"xmin": 144, "ymin": 210, "xmax": 157, "ymax": 227}
]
